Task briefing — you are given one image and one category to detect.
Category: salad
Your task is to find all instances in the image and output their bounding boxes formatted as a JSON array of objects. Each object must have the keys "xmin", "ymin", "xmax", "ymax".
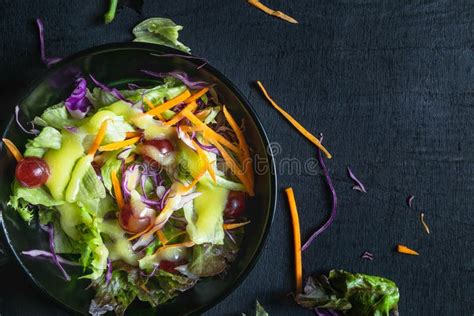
[{"xmin": 4, "ymin": 71, "xmax": 254, "ymax": 315}]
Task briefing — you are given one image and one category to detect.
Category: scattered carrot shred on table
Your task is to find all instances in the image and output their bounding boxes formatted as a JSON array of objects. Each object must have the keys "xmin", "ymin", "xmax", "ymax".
[
  {"xmin": 420, "ymin": 213, "xmax": 430, "ymax": 234},
  {"xmin": 99, "ymin": 136, "xmax": 141, "ymax": 152},
  {"xmin": 247, "ymin": 0, "xmax": 298, "ymax": 24},
  {"xmin": 396, "ymin": 244, "xmax": 419, "ymax": 256},
  {"xmin": 285, "ymin": 187, "xmax": 303, "ymax": 294},
  {"xmin": 2, "ymin": 138, "xmax": 23, "ymax": 162},
  {"xmin": 256, "ymin": 81, "xmax": 332, "ymax": 159},
  {"xmin": 88, "ymin": 120, "xmax": 109, "ymax": 155},
  {"xmin": 111, "ymin": 169, "xmax": 124, "ymax": 209}
]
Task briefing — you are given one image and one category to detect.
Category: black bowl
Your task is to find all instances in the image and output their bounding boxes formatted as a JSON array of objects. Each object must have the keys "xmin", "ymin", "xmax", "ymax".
[{"xmin": 0, "ymin": 43, "xmax": 276, "ymax": 315}]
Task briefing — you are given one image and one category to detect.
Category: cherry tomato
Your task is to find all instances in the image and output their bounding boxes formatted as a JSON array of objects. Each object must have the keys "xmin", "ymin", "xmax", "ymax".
[
  {"xmin": 15, "ymin": 157, "xmax": 50, "ymax": 188},
  {"xmin": 224, "ymin": 191, "xmax": 247, "ymax": 218},
  {"xmin": 144, "ymin": 139, "xmax": 174, "ymax": 155},
  {"xmin": 159, "ymin": 259, "xmax": 187, "ymax": 273},
  {"xmin": 119, "ymin": 203, "xmax": 153, "ymax": 234}
]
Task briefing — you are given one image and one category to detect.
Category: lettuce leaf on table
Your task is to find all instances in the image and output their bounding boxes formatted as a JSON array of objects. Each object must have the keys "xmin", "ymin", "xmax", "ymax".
[
  {"xmin": 133, "ymin": 18, "xmax": 191, "ymax": 53},
  {"xmin": 295, "ymin": 270, "xmax": 399, "ymax": 316}
]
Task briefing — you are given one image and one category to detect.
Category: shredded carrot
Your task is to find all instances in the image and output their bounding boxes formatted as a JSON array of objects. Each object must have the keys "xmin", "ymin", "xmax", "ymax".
[
  {"xmin": 125, "ymin": 131, "xmax": 142, "ymax": 138},
  {"xmin": 396, "ymin": 244, "xmax": 419, "ymax": 256},
  {"xmin": 223, "ymin": 106, "xmax": 254, "ymax": 189},
  {"xmin": 256, "ymin": 81, "xmax": 332, "ymax": 159},
  {"xmin": 247, "ymin": 0, "xmax": 298, "ymax": 24},
  {"xmin": 420, "ymin": 213, "xmax": 430, "ymax": 234},
  {"xmin": 184, "ymin": 87, "xmax": 209, "ymax": 104},
  {"xmin": 99, "ymin": 136, "xmax": 141, "ymax": 152},
  {"xmin": 125, "ymin": 154, "xmax": 136, "ymax": 164},
  {"xmin": 142, "ymin": 96, "xmax": 155, "ymax": 109},
  {"xmin": 180, "ymin": 125, "xmax": 204, "ymax": 133},
  {"xmin": 192, "ymin": 139, "xmax": 216, "ymax": 183},
  {"xmin": 285, "ymin": 187, "xmax": 302, "ymax": 294},
  {"xmin": 145, "ymin": 90, "xmax": 191, "ymax": 117},
  {"xmin": 111, "ymin": 169, "xmax": 124, "ymax": 209},
  {"xmin": 210, "ymin": 139, "xmax": 254, "ymax": 196},
  {"xmin": 153, "ymin": 241, "xmax": 195, "ymax": 255},
  {"xmin": 87, "ymin": 120, "xmax": 109, "ymax": 156},
  {"xmin": 195, "ymin": 109, "xmax": 211, "ymax": 120},
  {"xmin": 164, "ymin": 101, "xmax": 198, "ymax": 126},
  {"xmin": 157, "ymin": 230, "xmax": 168, "ymax": 245},
  {"xmin": 223, "ymin": 221, "xmax": 251, "ymax": 230},
  {"xmin": 128, "ymin": 222, "xmax": 154, "ymax": 241},
  {"xmin": 182, "ymin": 109, "xmax": 241, "ymax": 154},
  {"xmin": 178, "ymin": 168, "xmax": 207, "ymax": 195},
  {"xmin": 2, "ymin": 138, "xmax": 23, "ymax": 162}
]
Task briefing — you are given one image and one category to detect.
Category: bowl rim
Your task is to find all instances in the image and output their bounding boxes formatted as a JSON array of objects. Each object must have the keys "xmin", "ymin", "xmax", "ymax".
[{"xmin": 0, "ymin": 42, "xmax": 277, "ymax": 315}]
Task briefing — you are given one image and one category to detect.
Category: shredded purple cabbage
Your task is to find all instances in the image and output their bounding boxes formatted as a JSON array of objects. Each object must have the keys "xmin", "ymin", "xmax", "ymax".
[
  {"xmin": 35, "ymin": 18, "xmax": 61, "ymax": 67},
  {"xmin": 21, "ymin": 250, "xmax": 80, "ymax": 266},
  {"xmin": 105, "ymin": 258, "xmax": 112, "ymax": 285},
  {"xmin": 160, "ymin": 187, "xmax": 171, "ymax": 210},
  {"xmin": 407, "ymin": 195, "xmax": 414, "ymax": 208},
  {"xmin": 141, "ymin": 70, "xmax": 209, "ymax": 90},
  {"xmin": 314, "ymin": 308, "xmax": 341, "ymax": 316},
  {"xmin": 150, "ymin": 53, "xmax": 208, "ymax": 69},
  {"xmin": 302, "ymin": 138, "xmax": 338, "ymax": 251},
  {"xmin": 65, "ymin": 77, "xmax": 92, "ymax": 119},
  {"xmin": 63, "ymin": 126, "xmax": 79, "ymax": 133},
  {"xmin": 15, "ymin": 106, "xmax": 39, "ymax": 135},
  {"xmin": 361, "ymin": 251, "xmax": 374, "ymax": 261},
  {"xmin": 46, "ymin": 224, "xmax": 71, "ymax": 280},
  {"xmin": 127, "ymin": 83, "xmax": 143, "ymax": 90},
  {"xmin": 194, "ymin": 138, "xmax": 219, "ymax": 155},
  {"xmin": 347, "ymin": 167, "xmax": 367, "ymax": 193},
  {"xmin": 89, "ymin": 75, "xmax": 133, "ymax": 104}
]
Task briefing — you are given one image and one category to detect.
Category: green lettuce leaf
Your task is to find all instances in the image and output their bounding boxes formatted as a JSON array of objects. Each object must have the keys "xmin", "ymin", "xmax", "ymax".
[
  {"xmin": 90, "ymin": 262, "xmax": 195, "ymax": 316},
  {"xmin": 188, "ymin": 228, "xmax": 243, "ymax": 277},
  {"xmin": 133, "ymin": 18, "xmax": 191, "ymax": 53},
  {"xmin": 8, "ymin": 181, "xmax": 63, "ymax": 223},
  {"xmin": 89, "ymin": 87, "xmax": 141, "ymax": 108},
  {"xmin": 33, "ymin": 103, "xmax": 77, "ymax": 129},
  {"xmin": 100, "ymin": 151, "xmax": 123, "ymax": 193},
  {"xmin": 243, "ymin": 301, "xmax": 269, "ymax": 316},
  {"xmin": 24, "ymin": 127, "xmax": 62, "ymax": 157},
  {"xmin": 295, "ymin": 270, "xmax": 399, "ymax": 316}
]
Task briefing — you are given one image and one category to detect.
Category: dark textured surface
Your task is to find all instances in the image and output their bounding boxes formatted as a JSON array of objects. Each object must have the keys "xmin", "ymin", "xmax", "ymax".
[{"xmin": 0, "ymin": 0, "xmax": 473, "ymax": 315}]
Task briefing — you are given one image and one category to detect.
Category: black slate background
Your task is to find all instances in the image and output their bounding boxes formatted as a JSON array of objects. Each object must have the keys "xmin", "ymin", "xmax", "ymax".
[{"xmin": 0, "ymin": 0, "xmax": 473, "ymax": 315}]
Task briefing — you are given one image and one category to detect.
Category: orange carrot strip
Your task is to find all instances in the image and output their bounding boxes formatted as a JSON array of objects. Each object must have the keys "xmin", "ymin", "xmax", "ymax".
[
  {"xmin": 111, "ymin": 169, "xmax": 124, "ymax": 209},
  {"xmin": 99, "ymin": 136, "xmax": 141, "ymax": 152},
  {"xmin": 192, "ymin": 139, "xmax": 216, "ymax": 183},
  {"xmin": 153, "ymin": 241, "xmax": 195, "ymax": 255},
  {"xmin": 285, "ymin": 187, "xmax": 302, "ymax": 294},
  {"xmin": 180, "ymin": 125, "xmax": 204, "ymax": 133},
  {"xmin": 247, "ymin": 0, "xmax": 298, "ymax": 24},
  {"xmin": 145, "ymin": 90, "xmax": 191, "ymax": 117},
  {"xmin": 125, "ymin": 131, "xmax": 142, "ymax": 138},
  {"xmin": 125, "ymin": 154, "xmax": 136, "ymax": 164},
  {"xmin": 177, "ymin": 168, "xmax": 207, "ymax": 195},
  {"xmin": 157, "ymin": 230, "xmax": 168, "ymax": 245},
  {"xmin": 195, "ymin": 109, "xmax": 211, "ymax": 120},
  {"xmin": 396, "ymin": 244, "xmax": 419, "ymax": 256},
  {"xmin": 182, "ymin": 110, "xmax": 241, "ymax": 154},
  {"xmin": 223, "ymin": 221, "xmax": 251, "ymax": 230},
  {"xmin": 256, "ymin": 81, "xmax": 332, "ymax": 159},
  {"xmin": 2, "ymin": 138, "xmax": 23, "ymax": 162},
  {"xmin": 209, "ymin": 139, "xmax": 254, "ymax": 196},
  {"xmin": 128, "ymin": 222, "xmax": 154, "ymax": 241},
  {"xmin": 164, "ymin": 101, "xmax": 198, "ymax": 126},
  {"xmin": 87, "ymin": 120, "xmax": 109, "ymax": 156},
  {"xmin": 223, "ymin": 106, "xmax": 254, "ymax": 189},
  {"xmin": 184, "ymin": 87, "xmax": 209, "ymax": 104},
  {"xmin": 143, "ymin": 96, "xmax": 155, "ymax": 109}
]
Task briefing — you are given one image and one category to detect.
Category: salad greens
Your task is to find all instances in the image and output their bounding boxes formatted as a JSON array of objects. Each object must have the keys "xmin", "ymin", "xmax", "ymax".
[
  {"xmin": 295, "ymin": 270, "xmax": 400, "ymax": 316},
  {"xmin": 133, "ymin": 18, "xmax": 191, "ymax": 53},
  {"xmin": 7, "ymin": 72, "xmax": 253, "ymax": 315}
]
